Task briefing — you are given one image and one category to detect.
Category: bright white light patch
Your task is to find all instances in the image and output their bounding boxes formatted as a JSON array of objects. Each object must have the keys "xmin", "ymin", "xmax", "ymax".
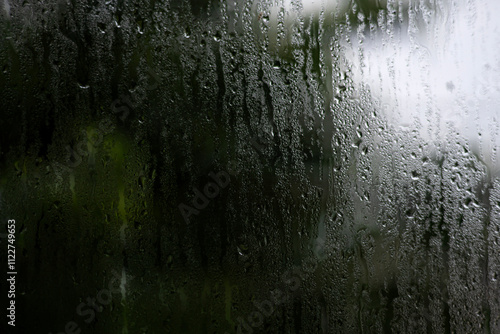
[
  {"xmin": 3, "ymin": 0, "xmax": 10, "ymax": 17},
  {"xmin": 346, "ymin": 0, "xmax": 500, "ymax": 167}
]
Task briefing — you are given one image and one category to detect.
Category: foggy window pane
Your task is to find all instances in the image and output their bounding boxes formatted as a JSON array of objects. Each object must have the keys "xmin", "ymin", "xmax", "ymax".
[{"xmin": 1, "ymin": 0, "xmax": 499, "ymax": 333}]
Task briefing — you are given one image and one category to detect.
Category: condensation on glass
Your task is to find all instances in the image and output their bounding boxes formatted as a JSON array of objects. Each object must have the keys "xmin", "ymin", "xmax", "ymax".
[{"xmin": 1, "ymin": 0, "xmax": 499, "ymax": 333}]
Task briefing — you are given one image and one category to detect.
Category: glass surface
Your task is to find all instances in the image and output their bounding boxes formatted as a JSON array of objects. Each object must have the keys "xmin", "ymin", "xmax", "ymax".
[{"xmin": 1, "ymin": 0, "xmax": 499, "ymax": 333}]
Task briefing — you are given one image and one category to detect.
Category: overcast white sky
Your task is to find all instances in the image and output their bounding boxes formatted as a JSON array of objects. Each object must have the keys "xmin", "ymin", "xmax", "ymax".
[
  {"xmin": 342, "ymin": 0, "xmax": 500, "ymax": 168},
  {"xmin": 284, "ymin": 0, "xmax": 500, "ymax": 167}
]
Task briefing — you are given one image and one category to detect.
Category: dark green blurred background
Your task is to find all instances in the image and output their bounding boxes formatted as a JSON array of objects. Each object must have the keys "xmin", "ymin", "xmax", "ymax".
[{"xmin": 1, "ymin": 0, "xmax": 499, "ymax": 333}]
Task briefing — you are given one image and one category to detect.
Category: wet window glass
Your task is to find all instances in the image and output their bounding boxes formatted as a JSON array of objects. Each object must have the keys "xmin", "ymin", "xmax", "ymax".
[{"xmin": 1, "ymin": 0, "xmax": 499, "ymax": 333}]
